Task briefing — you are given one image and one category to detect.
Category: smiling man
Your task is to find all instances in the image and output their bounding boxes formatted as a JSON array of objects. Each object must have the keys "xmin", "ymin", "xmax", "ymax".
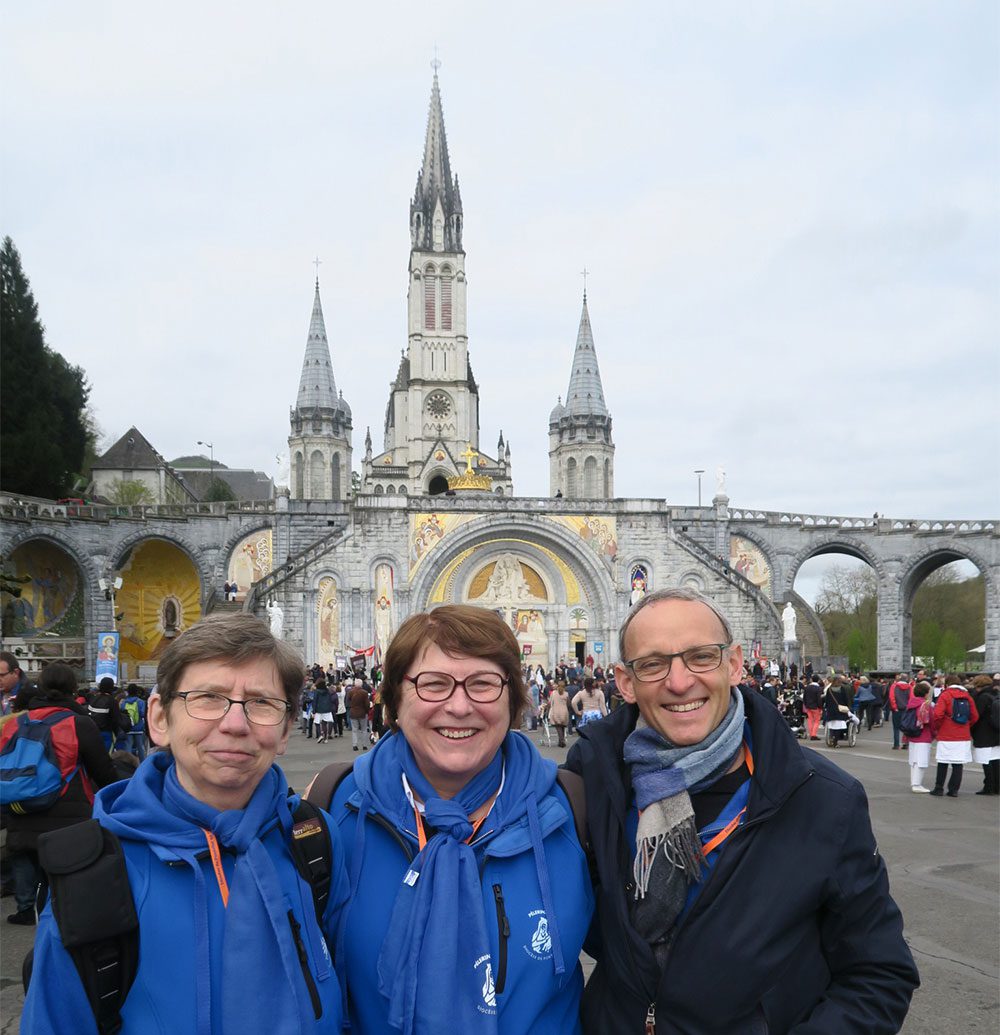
[{"xmin": 565, "ymin": 588, "xmax": 918, "ymax": 1034}]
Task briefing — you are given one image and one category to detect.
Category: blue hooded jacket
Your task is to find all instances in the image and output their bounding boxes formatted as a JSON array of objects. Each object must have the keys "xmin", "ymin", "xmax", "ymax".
[
  {"xmin": 22, "ymin": 753, "xmax": 348, "ymax": 1035},
  {"xmin": 331, "ymin": 731, "xmax": 594, "ymax": 1034}
]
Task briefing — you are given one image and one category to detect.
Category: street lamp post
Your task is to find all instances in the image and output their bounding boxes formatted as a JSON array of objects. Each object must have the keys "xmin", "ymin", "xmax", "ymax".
[
  {"xmin": 694, "ymin": 469, "xmax": 705, "ymax": 507},
  {"xmin": 197, "ymin": 440, "xmax": 215, "ymax": 493}
]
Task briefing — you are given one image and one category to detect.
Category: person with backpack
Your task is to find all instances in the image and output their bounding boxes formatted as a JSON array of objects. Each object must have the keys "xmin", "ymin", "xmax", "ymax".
[
  {"xmin": 902, "ymin": 682, "xmax": 934, "ymax": 793},
  {"xmin": 21, "ymin": 612, "xmax": 349, "ymax": 1034},
  {"xmin": 324, "ymin": 605, "xmax": 594, "ymax": 1035},
  {"xmin": 930, "ymin": 676, "xmax": 979, "ymax": 797},
  {"xmin": 88, "ymin": 677, "xmax": 127, "ymax": 751},
  {"xmin": 120, "ymin": 685, "xmax": 147, "ymax": 761},
  {"xmin": 970, "ymin": 674, "xmax": 1000, "ymax": 796},
  {"xmin": 1, "ymin": 663, "xmax": 118, "ymax": 926},
  {"xmin": 887, "ymin": 674, "xmax": 913, "ymax": 750}
]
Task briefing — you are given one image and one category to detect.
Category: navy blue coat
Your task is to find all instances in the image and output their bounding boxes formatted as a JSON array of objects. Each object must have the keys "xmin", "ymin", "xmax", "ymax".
[{"xmin": 565, "ymin": 690, "xmax": 918, "ymax": 1034}]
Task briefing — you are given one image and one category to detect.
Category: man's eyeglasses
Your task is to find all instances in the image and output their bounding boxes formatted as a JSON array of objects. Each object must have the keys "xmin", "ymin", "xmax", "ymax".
[
  {"xmin": 623, "ymin": 644, "xmax": 731, "ymax": 682},
  {"xmin": 404, "ymin": 672, "xmax": 508, "ymax": 703},
  {"xmin": 176, "ymin": 690, "xmax": 291, "ymax": 726}
]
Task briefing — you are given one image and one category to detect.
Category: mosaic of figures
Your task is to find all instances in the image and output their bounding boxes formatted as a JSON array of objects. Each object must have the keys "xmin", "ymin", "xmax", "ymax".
[
  {"xmin": 549, "ymin": 515, "xmax": 618, "ymax": 562},
  {"xmin": 409, "ymin": 512, "xmax": 474, "ymax": 574},
  {"xmin": 629, "ymin": 564, "xmax": 649, "ymax": 605},
  {"xmin": 227, "ymin": 529, "xmax": 274, "ymax": 601},
  {"xmin": 729, "ymin": 536, "xmax": 772, "ymax": 597},
  {"xmin": 2, "ymin": 540, "xmax": 81, "ymax": 636},
  {"xmin": 316, "ymin": 576, "xmax": 339, "ymax": 667},
  {"xmin": 374, "ymin": 563, "xmax": 396, "ymax": 662}
]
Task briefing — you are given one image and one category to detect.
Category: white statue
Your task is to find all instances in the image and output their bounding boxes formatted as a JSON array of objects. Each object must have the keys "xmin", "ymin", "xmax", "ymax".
[
  {"xmin": 715, "ymin": 466, "xmax": 727, "ymax": 496},
  {"xmin": 478, "ymin": 554, "xmax": 542, "ymax": 604},
  {"xmin": 782, "ymin": 602, "xmax": 797, "ymax": 642},
  {"xmin": 266, "ymin": 598, "xmax": 284, "ymax": 639}
]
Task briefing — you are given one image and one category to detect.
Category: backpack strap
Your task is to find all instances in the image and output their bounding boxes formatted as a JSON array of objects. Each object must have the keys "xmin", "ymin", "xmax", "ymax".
[
  {"xmin": 288, "ymin": 798, "xmax": 334, "ymax": 927},
  {"xmin": 304, "ymin": 760, "xmax": 355, "ymax": 811},
  {"xmin": 555, "ymin": 768, "xmax": 589, "ymax": 853},
  {"xmin": 32, "ymin": 820, "xmax": 139, "ymax": 1035}
]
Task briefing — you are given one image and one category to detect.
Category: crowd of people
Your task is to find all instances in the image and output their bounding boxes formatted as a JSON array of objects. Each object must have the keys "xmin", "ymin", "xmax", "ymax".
[{"xmin": 4, "ymin": 595, "xmax": 997, "ymax": 1031}]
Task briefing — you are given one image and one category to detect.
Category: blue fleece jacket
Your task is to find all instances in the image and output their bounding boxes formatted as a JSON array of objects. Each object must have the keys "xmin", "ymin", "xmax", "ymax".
[
  {"xmin": 331, "ymin": 736, "xmax": 594, "ymax": 1035},
  {"xmin": 21, "ymin": 754, "xmax": 348, "ymax": 1035}
]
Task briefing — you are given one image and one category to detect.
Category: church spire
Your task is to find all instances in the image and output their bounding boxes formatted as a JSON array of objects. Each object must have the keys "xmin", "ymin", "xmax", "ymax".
[
  {"xmin": 548, "ymin": 290, "xmax": 614, "ymax": 499},
  {"xmin": 410, "ymin": 69, "xmax": 463, "ymax": 252},
  {"xmin": 563, "ymin": 294, "xmax": 608, "ymax": 417},
  {"xmin": 295, "ymin": 278, "xmax": 340, "ymax": 410}
]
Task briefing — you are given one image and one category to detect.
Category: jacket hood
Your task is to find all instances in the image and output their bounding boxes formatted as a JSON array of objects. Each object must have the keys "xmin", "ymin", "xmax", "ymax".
[{"xmin": 94, "ymin": 751, "xmax": 293, "ymax": 860}]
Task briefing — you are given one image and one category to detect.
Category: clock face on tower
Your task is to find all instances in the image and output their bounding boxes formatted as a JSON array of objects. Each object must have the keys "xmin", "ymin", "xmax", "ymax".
[{"xmin": 426, "ymin": 392, "xmax": 452, "ymax": 419}]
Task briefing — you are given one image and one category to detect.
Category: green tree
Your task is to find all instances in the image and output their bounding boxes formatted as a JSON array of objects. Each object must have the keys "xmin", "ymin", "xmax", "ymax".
[
  {"xmin": 0, "ymin": 237, "xmax": 90, "ymax": 498},
  {"xmin": 203, "ymin": 477, "xmax": 235, "ymax": 502},
  {"xmin": 107, "ymin": 479, "xmax": 155, "ymax": 505}
]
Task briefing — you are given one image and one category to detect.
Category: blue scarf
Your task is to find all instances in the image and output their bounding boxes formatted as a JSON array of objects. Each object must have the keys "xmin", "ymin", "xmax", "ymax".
[
  {"xmin": 95, "ymin": 753, "xmax": 328, "ymax": 1035},
  {"xmin": 348, "ymin": 731, "xmax": 565, "ymax": 1035}
]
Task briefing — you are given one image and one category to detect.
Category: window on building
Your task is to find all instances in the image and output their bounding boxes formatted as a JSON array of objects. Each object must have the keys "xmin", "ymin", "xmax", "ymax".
[
  {"xmin": 424, "ymin": 265, "xmax": 436, "ymax": 330},
  {"xmin": 441, "ymin": 266, "xmax": 452, "ymax": 331},
  {"xmin": 566, "ymin": 458, "xmax": 578, "ymax": 497},
  {"xmin": 584, "ymin": 456, "xmax": 598, "ymax": 498}
]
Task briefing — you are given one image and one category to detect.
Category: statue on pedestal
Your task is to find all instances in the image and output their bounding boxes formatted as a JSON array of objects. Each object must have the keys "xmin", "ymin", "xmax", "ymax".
[
  {"xmin": 782, "ymin": 602, "xmax": 797, "ymax": 642},
  {"xmin": 267, "ymin": 598, "xmax": 284, "ymax": 640}
]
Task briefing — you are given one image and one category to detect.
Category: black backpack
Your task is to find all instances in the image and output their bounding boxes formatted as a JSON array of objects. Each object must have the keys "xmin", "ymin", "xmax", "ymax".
[{"xmin": 23, "ymin": 798, "xmax": 334, "ymax": 1035}]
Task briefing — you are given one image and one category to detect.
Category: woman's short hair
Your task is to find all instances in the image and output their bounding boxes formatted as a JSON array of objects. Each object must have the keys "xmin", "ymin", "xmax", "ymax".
[
  {"xmin": 381, "ymin": 605, "xmax": 529, "ymax": 731},
  {"xmin": 155, "ymin": 613, "xmax": 304, "ymax": 718},
  {"xmin": 913, "ymin": 681, "xmax": 931, "ymax": 698}
]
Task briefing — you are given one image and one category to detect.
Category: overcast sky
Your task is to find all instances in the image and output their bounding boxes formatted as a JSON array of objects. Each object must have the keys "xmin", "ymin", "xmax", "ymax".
[{"xmin": 4, "ymin": 2, "xmax": 998, "ymax": 530}]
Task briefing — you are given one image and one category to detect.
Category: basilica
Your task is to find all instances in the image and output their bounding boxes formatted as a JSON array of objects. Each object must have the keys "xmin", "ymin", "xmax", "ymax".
[{"xmin": 258, "ymin": 71, "xmax": 774, "ymax": 673}]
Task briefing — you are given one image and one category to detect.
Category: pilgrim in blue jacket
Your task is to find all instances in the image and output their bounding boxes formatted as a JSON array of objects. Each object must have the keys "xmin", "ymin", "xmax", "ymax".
[{"xmin": 332, "ymin": 729, "xmax": 593, "ymax": 1035}]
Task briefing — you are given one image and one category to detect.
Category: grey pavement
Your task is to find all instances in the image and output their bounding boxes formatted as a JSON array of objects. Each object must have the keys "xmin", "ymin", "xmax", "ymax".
[{"xmin": 2, "ymin": 719, "xmax": 997, "ymax": 1033}]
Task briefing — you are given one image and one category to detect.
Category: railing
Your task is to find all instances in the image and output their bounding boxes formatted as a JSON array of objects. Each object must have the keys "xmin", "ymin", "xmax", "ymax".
[
  {"xmin": 674, "ymin": 529, "xmax": 780, "ymax": 621},
  {"xmin": 727, "ymin": 508, "xmax": 996, "ymax": 534},
  {"xmin": 244, "ymin": 526, "xmax": 352, "ymax": 612},
  {"xmin": 0, "ymin": 496, "xmax": 275, "ymax": 522}
]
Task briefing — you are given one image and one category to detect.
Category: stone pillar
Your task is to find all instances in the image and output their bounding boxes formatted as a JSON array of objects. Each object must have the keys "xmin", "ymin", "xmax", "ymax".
[
  {"xmin": 712, "ymin": 494, "xmax": 730, "ymax": 561},
  {"xmin": 876, "ymin": 575, "xmax": 904, "ymax": 671}
]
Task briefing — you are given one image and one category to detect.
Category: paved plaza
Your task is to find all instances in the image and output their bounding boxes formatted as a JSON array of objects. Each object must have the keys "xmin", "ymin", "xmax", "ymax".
[{"xmin": 2, "ymin": 719, "xmax": 997, "ymax": 1034}]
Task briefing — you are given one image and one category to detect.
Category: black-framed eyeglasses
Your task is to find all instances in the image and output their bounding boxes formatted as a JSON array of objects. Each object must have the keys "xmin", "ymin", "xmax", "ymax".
[
  {"xmin": 623, "ymin": 644, "xmax": 731, "ymax": 683},
  {"xmin": 404, "ymin": 671, "xmax": 508, "ymax": 703},
  {"xmin": 176, "ymin": 690, "xmax": 291, "ymax": 726}
]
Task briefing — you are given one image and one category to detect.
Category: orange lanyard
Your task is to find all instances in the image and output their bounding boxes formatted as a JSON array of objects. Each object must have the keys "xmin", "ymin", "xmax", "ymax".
[
  {"xmin": 700, "ymin": 744, "xmax": 755, "ymax": 858},
  {"xmin": 413, "ymin": 806, "xmax": 489, "ymax": 851},
  {"xmin": 203, "ymin": 830, "xmax": 230, "ymax": 908}
]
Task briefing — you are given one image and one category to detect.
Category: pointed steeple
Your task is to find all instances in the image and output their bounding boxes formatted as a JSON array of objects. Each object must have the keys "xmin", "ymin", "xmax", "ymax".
[
  {"xmin": 410, "ymin": 71, "xmax": 463, "ymax": 252},
  {"xmin": 296, "ymin": 279, "xmax": 339, "ymax": 411},
  {"xmin": 563, "ymin": 294, "xmax": 608, "ymax": 417}
]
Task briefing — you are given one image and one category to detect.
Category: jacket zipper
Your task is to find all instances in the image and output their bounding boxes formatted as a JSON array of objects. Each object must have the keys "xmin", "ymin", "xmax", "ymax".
[
  {"xmin": 491, "ymin": 884, "xmax": 509, "ymax": 994},
  {"xmin": 645, "ymin": 1003, "xmax": 656, "ymax": 1034},
  {"xmin": 287, "ymin": 910, "xmax": 323, "ymax": 1019}
]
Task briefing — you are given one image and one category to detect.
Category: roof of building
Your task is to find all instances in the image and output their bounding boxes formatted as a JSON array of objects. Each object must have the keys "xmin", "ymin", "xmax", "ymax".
[
  {"xmin": 411, "ymin": 72, "xmax": 463, "ymax": 252},
  {"xmin": 562, "ymin": 295, "xmax": 609, "ymax": 419},
  {"xmin": 294, "ymin": 279, "xmax": 349, "ymax": 417},
  {"xmin": 92, "ymin": 427, "xmax": 164, "ymax": 470}
]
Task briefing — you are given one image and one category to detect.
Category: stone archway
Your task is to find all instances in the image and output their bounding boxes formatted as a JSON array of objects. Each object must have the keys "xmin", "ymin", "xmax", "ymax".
[
  {"xmin": 408, "ymin": 513, "xmax": 617, "ymax": 667},
  {"xmin": 897, "ymin": 546, "xmax": 996, "ymax": 672}
]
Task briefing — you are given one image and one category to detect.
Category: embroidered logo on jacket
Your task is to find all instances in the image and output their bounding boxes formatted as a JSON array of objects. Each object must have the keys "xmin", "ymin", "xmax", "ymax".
[
  {"xmin": 523, "ymin": 909, "xmax": 552, "ymax": 960},
  {"xmin": 474, "ymin": 954, "xmax": 497, "ymax": 1013}
]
